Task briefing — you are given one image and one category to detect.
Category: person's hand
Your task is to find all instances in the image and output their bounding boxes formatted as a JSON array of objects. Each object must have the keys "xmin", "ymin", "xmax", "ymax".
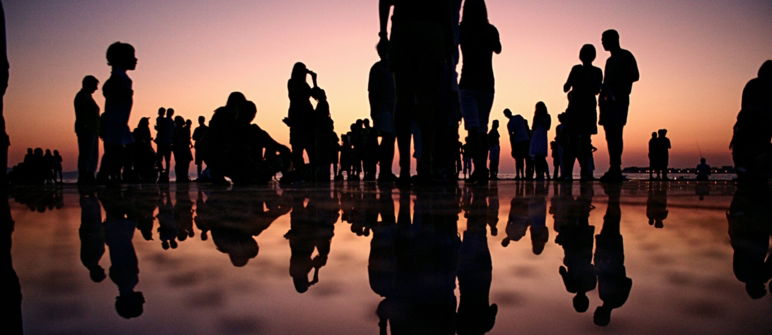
[{"xmin": 308, "ymin": 71, "xmax": 317, "ymax": 80}]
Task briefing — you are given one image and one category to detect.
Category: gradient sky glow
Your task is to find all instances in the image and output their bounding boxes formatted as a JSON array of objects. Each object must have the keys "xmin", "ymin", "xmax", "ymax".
[{"xmin": 4, "ymin": 0, "xmax": 772, "ymax": 172}]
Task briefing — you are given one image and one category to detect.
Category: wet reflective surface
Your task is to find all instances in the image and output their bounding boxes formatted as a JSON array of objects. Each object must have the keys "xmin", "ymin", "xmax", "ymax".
[{"xmin": 1, "ymin": 181, "xmax": 771, "ymax": 335}]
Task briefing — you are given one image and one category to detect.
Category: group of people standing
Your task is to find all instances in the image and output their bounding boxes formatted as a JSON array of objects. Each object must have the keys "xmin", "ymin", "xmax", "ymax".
[
  {"xmin": 647, "ymin": 129, "xmax": 671, "ymax": 180},
  {"xmin": 7, "ymin": 148, "xmax": 63, "ymax": 184}
]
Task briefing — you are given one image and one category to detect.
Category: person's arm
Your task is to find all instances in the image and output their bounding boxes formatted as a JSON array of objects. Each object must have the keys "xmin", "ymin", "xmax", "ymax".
[
  {"xmin": 379, "ymin": 0, "xmax": 394, "ymax": 39},
  {"xmin": 629, "ymin": 52, "xmax": 640, "ymax": 83},
  {"xmin": 563, "ymin": 67, "xmax": 576, "ymax": 93}
]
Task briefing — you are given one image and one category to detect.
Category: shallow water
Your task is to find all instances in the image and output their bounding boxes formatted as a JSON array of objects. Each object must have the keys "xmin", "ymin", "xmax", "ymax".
[{"xmin": 2, "ymin": 181, "xmax": 770, "ymax": 335}]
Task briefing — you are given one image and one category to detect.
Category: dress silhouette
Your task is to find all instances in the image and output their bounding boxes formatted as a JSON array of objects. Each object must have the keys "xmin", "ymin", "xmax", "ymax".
[
  {"xmin": 562, "ymin": 44, "xmax": 602, "ymax": 181},
  {"xmin": 529, "ymin": 102, "xmax": 552, "ymax": 180}
]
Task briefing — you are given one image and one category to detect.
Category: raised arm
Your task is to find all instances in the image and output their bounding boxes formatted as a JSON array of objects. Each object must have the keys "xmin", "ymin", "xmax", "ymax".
[{"xmin": 379, "ymin": 0, "xmax": 394, "ymax": 39}]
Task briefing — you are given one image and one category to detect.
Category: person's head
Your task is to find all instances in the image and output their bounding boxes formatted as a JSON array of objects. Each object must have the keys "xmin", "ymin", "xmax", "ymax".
[
  {"xmin": 240, "ymin": 100, "xmax": 258, "ymax": 124},
  {"xmin": 758, "ymin": 60, "xmax": 772, "ymax": 81},
  {"xmin": 166, "ymin": 108, "xmax": 175, "ymax": 118},
  {"xmin": 658, "ymin": 129, "xmax": 667, "ymax": 137},
  {"xmin": 34, "ymin": 148, "xmax": 43, "ymax": 156},
  {"xmin": 364, "ymin": 119, "xmax": 370, "ymax": 127},
  {"xmin": 376, "ymin": 39, "xmax": 390, "ymax": 60},
  {"xmin": 45, "ymin": 149, "xmax": 52, "ymax": 156},
  {"xmin": 174, "ymin": 116, "xmax": 184, "ymax": 126},
  {"xmin": 186, "ymin": 119, "xmax": 192, "ymax": 127},
  {"xmin": 601, "ymin": 29, "xmax": 620, "ymax": 52},
  {"xmin": 462, "ymin": 0, "xmax": 489, "ymax": 25},
  {"xmin": 89, "ymin": 266, "xmax": 106, "ymax": 282},
  {"xmin": 138, "ymin": 117, "xmax": 149, "ymax": 128},
  {"xmin": 492, "ymin": 120, "xmax": 499, "ymax": 129},
  {"xmin": 54, "ymin": 149, "xmax": 60, "ymax": 156},
  {"xmin": 26, "ymin": 148, "xmax": 32, "ymax": 155},
  {"xmin": 157, "ymin": 107, "xmax": 166, "ymax": 117},
  {"xmin": 198, "ymin": 116, "xmax": 206, "ymax": 125},
  {"xmin": 700, "ymin": 157, "xmax": 706, "ymax": 164},
  {"xmin": 573, "ymin": 292, "xmax": 590, "ymax": 313},
  {"xmin": 356, "ymin": 119, "xmax": 364, "ymax": 127},
  {"xmin": 291, "ymin": 62, "xmax": 308, "ymax": 81},
  {"xmin": 535, "ymin": 101, "xmax": 548, "ymax": 116},
  {"xmin": 503, "ymin": 108, "xmax": 512, "ymax": 118},
  {"xmin": 557, "ymin": 113, "xmax": 566, "ymax": 123},
  {"xmin": 82, "ymin": 75, "xmax": 99, "ymax": 93},
  {"xmin": 593, "ymin": 305, "xmax": 612, "ymax": 326},
  {"xmin": 651, "ymin": 132, "xmax": 657, "ymax": 138},
  {"xmin": 115, "ymin": 291, "xmax": 145, "ymax": 319},
  {"xmin": 106, "ymin": 42, "xmax": 137, "ymax": 70},
  {"xmin": 746, "ymin": 282, "xmax": 767, "ymax": 299},
  {"xmin": 579, "ymin": 44, "xmax": 596, "ymax": 65}
]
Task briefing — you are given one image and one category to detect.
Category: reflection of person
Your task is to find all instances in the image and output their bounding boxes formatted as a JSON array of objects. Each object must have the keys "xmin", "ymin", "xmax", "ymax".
[
  {"xmin": 100, "ymin": 190, "xmax": 145, "ymax": 319},
  {"xmin": 1, "ymin": 189, "xmax": 23, "ymax": 334},
  {"xmin": 79, "ymin": 190, "xmax": 106, "ymax": 282},
  {"xmin": 726, "ymin": 186, "xmax": 772, "ymax": 299},
  {"xmin": 285, "ymin": 192, "xmax": 336, "ymax": 293},
  {"xmin": 0, "ymin": 3, "xmax": 10, "ymax": 184},
  {"xmin": 598, "ymin": 30, "xmax": 639, "ymax": 182},
  {"xmin": 594, "ymin": 184, "xmax": 632, "ymax": 326},
  {"xmin": 74, "ymin": 75, "xmax": 101, "ymax": 184},
  {"xmin": 646, "ymin": 183, "xmax": 668, "ymax": 228}
]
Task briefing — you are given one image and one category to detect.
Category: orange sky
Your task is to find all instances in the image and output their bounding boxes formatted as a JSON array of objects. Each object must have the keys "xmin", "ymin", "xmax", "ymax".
[{"xmin": 4, "ymin": 0, "xmax": 771, "ymax": 172}]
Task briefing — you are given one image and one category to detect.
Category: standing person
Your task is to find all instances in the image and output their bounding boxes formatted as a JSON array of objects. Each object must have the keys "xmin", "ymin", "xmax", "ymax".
[
  {"xmin": 0, "ymin": 2, "xmax": 9, "ymax": 185},
  {"xmin": 369, "ymin": 39, "xmax": 397, "ymax": 183},
  {"xmin": 487, "ymin": 120, "xmax": 500, "ymax": 180},
  {"xmin": 53, "ymin": 150, "xmax": 63, "ymax": 183},
  {"xmin": 599, "ymin": 30, "xmax": 639, "ymax": 182},
  {"xmin": 285, "ymin": 62, "xmax": 317, "ymax": 170},
  {"xmin": 730, "ymin": 60, "xmax": 772, "ymax": 183},
  {"xmin": 459, "ymin": 0, "xmax": 502, "ymax": 182},
  {"xmin": 192, "ymin": 116, "xmax": 208, "ymax": 179},
  {"xmin": 529, "ymin": 102, "xmax": 551, "ymax": 180},
  {"xmin": 379, "ymin": 0, "xmax": 459, "ymax": 183},
  {"xmin": 362, "ymin": 119, "xmax": 379, "ymax": 181},
  {"xmin": 74, "ymin": 75, "xmax": 101, "ymax": 184},
  {"xmin": 695, "ymin": 158, "xmax": 711, "ymax": 181},
  {"xmin": 132, "ymin": 118, "xmax": 156, "ymax": 183},
  {"xmin": 563, "ymin": 44, "xmax": 603, "ymax": 181},
  {"xmin": 656, "ymin": 129, "xmax": 671, "ymax": 180},
  {"xmin": 172, "ymin": 116, "xmax": 192, "ymax": 183},
  {"xmin": 647, "ymin": 132, "xmax": 658, "ymax": 180},
  {"xmin": 98, "ymin": 42, "xmax": 137, "ymax": 184},
  {"xmin": 504, "ymin": 109, "xmax": 531, "ymax": 180},
  {"xmin": 550, "ymin": 141, "xmax": 561, "ymax": 180},
  {"xmin": 156, "ymin": 108, "xmax": 175, "ymax": 182}
]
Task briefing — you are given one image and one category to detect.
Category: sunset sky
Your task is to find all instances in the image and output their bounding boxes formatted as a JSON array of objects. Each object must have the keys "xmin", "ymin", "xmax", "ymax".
[{"xmin": 3, "ymin": 0, "xmax": 771, "ymax": 172}]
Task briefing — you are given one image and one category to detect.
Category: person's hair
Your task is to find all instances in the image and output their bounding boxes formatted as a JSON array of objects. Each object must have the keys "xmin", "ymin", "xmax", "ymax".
[
  {"xmin": 158, "ymin": 107, "xmax": 165, "ymax": 116},
  {"xmin": 759, "ymin": 60, "xmax": 772, "ymax": 80},
  {"xmin": 652, "ymin": 132, "xmax": 657, "ymax": 137},
  {"xmin": 138, "ymin": 117, "xmax": 149, "ymax": 127},
  {"xmin": 573, "ymin": 293, "xmax": 589, "ymax": 313},
  {"xmin": 226, "ymin": 92, "xmax": 246, "ymax": 110},
  {"xmin": 492, "ymin": 119, "xmax": 499, "ymax": 127},
  {"xmin": 376, "ymin": 39, "xmax": 390, "ymax": 58},
  {"xmin": 503, "ymin": 108, "xmax": 512, "ymax": 117},
  {"xmin": 291, "ymin": 62, "xmax": 308, "ymax": 81},
  {"xmin": 535, "ymin": 101, "xmax": 548, "ymax": 116},
  {"xmin": 579, "ymin": 44, "xmax": 596, "ymax": 64},
  {"xmin": 167, "ymin": 108, "xmax": 175, "ymax": 116},
  {"xmin": 240, "ymin": 100, "xmax": 257, "ymax": 124},
  {"xmin": 602, "ymin": 29, "xmax": 620, "ymax": 42},
  {"xmin": 174, "ymin": 116, "xmax": 184, "ymax": 125},
  {"xmin": 198, "ymin": 116, "xmax": 205, "ymax": 123},
  {"xmin": 82, "ymin": 75, "xmax": 98, "ymax": 87},
  {"xmin": 462, "ymin": 0, "xmax": 489, "ymax": 25},
  {"xmin": 115, "ymin": 292, "xmax": 145, "ymax": 319},
  {"xmin": 106, "ymin": 42, "xmax": 135, "ymax": 68}
]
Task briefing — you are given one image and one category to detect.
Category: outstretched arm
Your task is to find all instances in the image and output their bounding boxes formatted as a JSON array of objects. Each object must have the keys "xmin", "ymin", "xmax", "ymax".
[{"xmin": 379, "ymin": 0, "xmax": 394, "ymax": 39}]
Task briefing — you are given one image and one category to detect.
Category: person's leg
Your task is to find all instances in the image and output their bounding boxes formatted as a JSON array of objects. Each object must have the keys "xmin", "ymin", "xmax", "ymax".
[
  {"xmin": 604, "ymin": 125, "xmax": 624, "ymax": 175},
  {"xmin": 380, "ymin": 134, "xmax": 395, "ymax": 180}
]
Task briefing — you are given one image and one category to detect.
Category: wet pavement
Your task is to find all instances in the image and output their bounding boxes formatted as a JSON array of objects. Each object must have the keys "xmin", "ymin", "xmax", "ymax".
[{"xmin": 1, "ymin": 181, "xmax": 770, "ymax": 335}]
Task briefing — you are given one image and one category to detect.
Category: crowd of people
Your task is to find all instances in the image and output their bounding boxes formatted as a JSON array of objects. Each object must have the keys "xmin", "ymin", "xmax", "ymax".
[
  {"xmin": 23, "ymin": 0, "xmax": 763, "ymax": 187},
  {"xmin": 8, "ymin": 148, "xmax": 63, "ymax": 184}
]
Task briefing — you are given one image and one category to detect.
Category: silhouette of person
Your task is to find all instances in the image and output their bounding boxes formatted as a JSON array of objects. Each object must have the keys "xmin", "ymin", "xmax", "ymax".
[
  {"xmin": 551, "ymin": 140, "xmax": 561, "ymax": 179},
  {"xmin": 598, "ymin": 30, "xmax": 639, "ymax": 182},
  {"xmin": 157, "ymin": 186, "xmax": 177, "ymax": 250},
  {"xmin": 0, "ymin": 189, "xmax": 22, "ymax": 334},
  {"xmin": 563, "ymin": 44, "xmax": 602, "ymax": 181},
  {"xmin": 98, "ymin": 42, "xmax": 137, "ymax": 185},
  {"xmin": 369, "ymin": 39, "xmax": 397, "ymax": 183},
  {"xmin": 192, "ymin": 116, "xmax": 208, "ymax": 179},
  {"xmin": 99, "ymin": 189, "xmax": 145, "ymax": 319},
  {"xmin": 648, "ymin": 132, "xmax": 658, "ymax": 180},
  {"xmin": 43, "ymin": 149, "xmax": 54, "ymax": 184},
  {"xmin": 0, "ymin": 2, "xmax": 9, "ymax": 185},
  {"xmin": 156, "ymin": 108, "xmax": 175, "ymax": 182},
  {"xmin": 530, "ymin": 102, "xmax": 552, "ymax": 180},
  {"xmin": 695, "ymin": 157, "xmax": 711, "ymax": 181},
  {"xmin": 285, "ymin": 191, "xmax": 336, "ymax": 293},
  {"xmin": 504, "ymin": 109, "xmax": 531, "ymax": 180},
  {"xmin": 172, "ymin": 116, "xmax": 192, "ymax": 182},
  {"xmin": 132, "ymin": 117, "xmax": 157, "ymax": 183},
  {"xmin": 74, "ymin": 75, "xmax": 101, "ymax": 184},
  {"xmin": 379, "ymin": 0, "xmax": 460, "ymax": 183},
  {"xmin": 730, "ymin": 60, "xmax": 772, "ymax": 184},
  {"xmin": 362, "ymin": 118, "xmax": 380, "ymax": 181},
  {"xmin": 593, "ymin": 183, "xmax": 633, "ymax": 326},
  {"xmin": 457, "ymin": 185, "xmax": 498, "ymax": 334},
  {"xmin": 53, "ymin": 150, "xmax": 63, "ymax": 183},
  {"xmin": 309, "ymin": 88, "xmax": 337, "ymax": 181},
  {"xmin": 726, "ymin": 184, "xmax": 772, "ymax": 299},
  {"xmin": 79, "ymin": 190, "xmax": 106, "ymax": 283},
  {"xmin": 459, "ymin": 0, "xmax": 501, "ymax": 183},
  {"xmin": 285, "ymin": 62, "xmax": 318, "ymax": 170},
  {"xmin": 655, "ymin": 129, "xmax": 671, "ymax": 180},
  {"xmin": 487, "ymin": 120, "xmax": 500, "ymax": 180},
  {"xmin": 646, "ymin": 183, "xmax": 668, "ymax": 229}
]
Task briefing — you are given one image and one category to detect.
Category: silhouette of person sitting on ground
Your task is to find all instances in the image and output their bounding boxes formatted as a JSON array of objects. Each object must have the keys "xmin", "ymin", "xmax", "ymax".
[
  {"xmin": 730, "ymin": 60, "xmax": 772, "ymax": 184},
  {"xmin": 598, "ymin": 30, "xmax": 639, "ymax": 182},
  {"xmin": 74, "ymin": 75, "xmax": 100, "ymax": 184},
  {"xmin": 98, "ymin": 42, "xmax": 137, "ymax": 185}
]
